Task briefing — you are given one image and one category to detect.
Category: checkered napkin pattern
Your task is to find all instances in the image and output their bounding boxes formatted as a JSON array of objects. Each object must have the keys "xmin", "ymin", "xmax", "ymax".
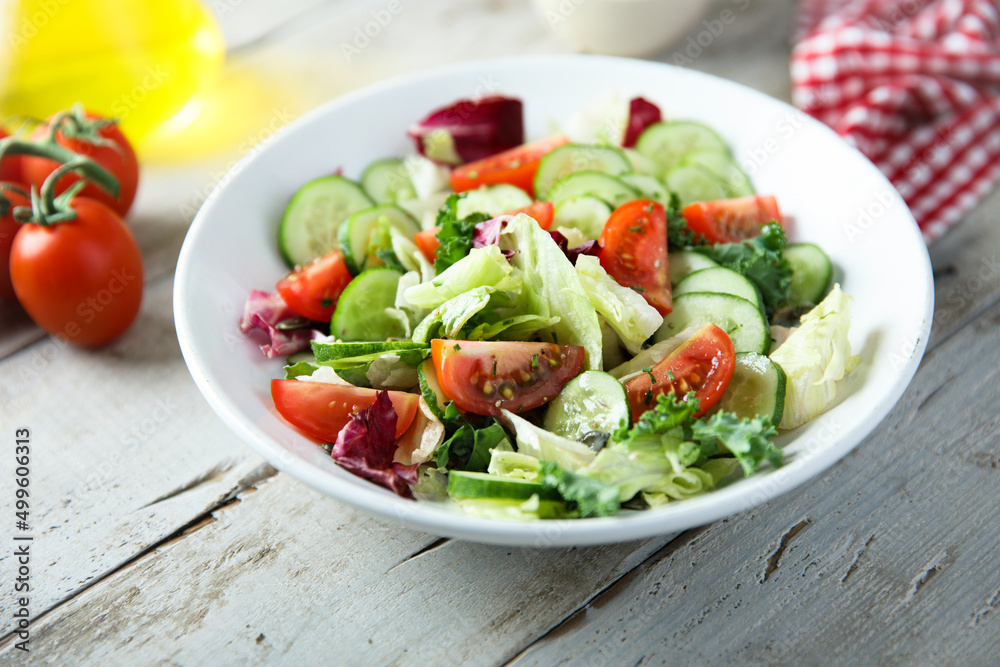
[{"xmin": 791, "ymin": 0, "xmax": 1000, "ymax": 242}]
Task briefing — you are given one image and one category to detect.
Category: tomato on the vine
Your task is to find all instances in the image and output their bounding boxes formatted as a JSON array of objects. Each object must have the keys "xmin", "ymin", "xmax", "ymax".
[
  {"xmin": 10, "ymin": 197, "xmax": 143, "ymax": 346},
  {"xmin": 276, "ymin": 250, "xmax": 353, "ymax": 322},
  {"xmin": 599, "ymin": 199, "xmax": 672, "ymax": 315},
  {"xmin": 430, "ymin": 339, "xmax": 585, "ymax": 417},
  {"xmin": 0, "ymin": 185, "xmax": 30, "ymax": 301},
  {"xmin": 0, "ymin": 130, "xmax": 23, "ymax": 183},
  {"xmin": 22, "ymin": 112, "xmax": 139, "ymax": 217},
  {"xmin": 271, "ymin": 379, "xmax": 419, "ymax": 442},
  {"xmin": 623, "ymin": 323, "xmax": 735, "ymax": 420}
]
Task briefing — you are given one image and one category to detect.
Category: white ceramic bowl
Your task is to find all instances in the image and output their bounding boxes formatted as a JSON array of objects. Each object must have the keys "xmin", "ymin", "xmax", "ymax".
[
  {"xmin": 175, "ymin": 55, "xmax": 933, "ymax": 547},
  {"xmin": 531, "ymin": 0, "xmax": 713, "ymax": 57}
]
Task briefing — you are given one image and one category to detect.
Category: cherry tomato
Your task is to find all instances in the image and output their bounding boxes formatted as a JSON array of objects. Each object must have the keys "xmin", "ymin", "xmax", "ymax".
[
  {"xmin": 624, "ymin": 323, "xmax": 735, "ymax": 421},
  {"xmin": 0, "ymin": 130, "xmax": 23, "ymax": 183},
  {"xmin": 450, "ymin": 136, "xmax": 569, "ymax": 196},
  {"xmin": 22, "ymin": 113, "xmax": 139, "ymax": 217},
  {"xmin": 509, "ymin": 200, "xmax": 553, "ymax": 229},
  {"xmin": 0, "ymin": 185, "xmax": 30, "ymax": 301},
  {"xmin": 431, "ymin": 339, "xmax": 585, "ymax": 417},
  {"xmin": 271, "ymin": 379, "xmax": 419, "ymax": 442},
  {"xmin": 276, "ymin": 250, "xmax": 353, "ymax": 322},
  {"xmin": 599, "ymin": 199, "xmax": 672, "ymax": 316},
  {"xmin": 10, "ymin": 198, "xmax": 143, "ymax": 346},
  {"xmin": 414, "ymin": 227, "xmax": 440, "ymax": 264},
  {"xmin": 681, "ymin": 195, "xmax": 782, "ymax": 245}
]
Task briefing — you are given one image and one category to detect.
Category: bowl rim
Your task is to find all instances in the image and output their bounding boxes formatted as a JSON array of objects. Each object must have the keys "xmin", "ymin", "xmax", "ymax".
[{"xmin": 175, "ymin": 54, "xmax": 934, "ymax": 546}]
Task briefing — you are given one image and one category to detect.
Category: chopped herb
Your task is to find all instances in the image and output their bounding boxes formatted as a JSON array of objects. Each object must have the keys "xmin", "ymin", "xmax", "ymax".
[
  {"xmin": 631, "ymin": 286, "xmax": 645, "ymax": 293},
  {"xmin": 531, "ymin": 353, "xmax": 539, "ymax": 370},
  {"xmin": 666, "ymin": 369, "xmax": 676, "ymax": 381},
  {"xmin": 453, "ymin": 343, "xmax": 462, "ymax": 351},
  {"xmin": 321, "ymin": 298, "xmax": 333, "ymax": 308},
  {"xmin": 643, "ymin": 367, "xmax": 656, "ymax": 385},
  {"xmin": 644, "ymin": 389, "xmax": 653, "ymax": 405},
  {"xmin": 492, "ymin": 360, "xmax": 497, "ymax": 377},
  {"xmin": 646, "ymin": 203, "xmax": 655, "ymax": 214},
  {"xmin": 629, "ymin": 225, "xmax": 644, "ymax": 233}
]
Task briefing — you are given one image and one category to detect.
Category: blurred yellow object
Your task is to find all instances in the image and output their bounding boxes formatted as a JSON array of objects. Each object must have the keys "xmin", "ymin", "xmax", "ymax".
[{"xmin": 0, "ymin": 0, "xmax": 224, "ymax": 149}]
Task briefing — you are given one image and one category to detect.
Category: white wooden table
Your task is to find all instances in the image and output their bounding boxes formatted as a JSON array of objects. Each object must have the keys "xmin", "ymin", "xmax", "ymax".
[{"xmin": 3, "ymin": 1, "xmax": 1000, "ymax": 663}]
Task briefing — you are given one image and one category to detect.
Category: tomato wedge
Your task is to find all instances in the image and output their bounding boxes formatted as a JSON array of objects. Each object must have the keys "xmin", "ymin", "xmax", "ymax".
[
  {"xmin": 431, "ymin": 339, "xmax": 585, "ymax": 417},
  {"xmin": 599, "ymin": 199, "xmax": 672, "ymax": 316},
  {"xmin": 271, "ymin": 379, "xmax": 419, "ymax": 442},
  {"xmin": 681, "ymin": 195, "xmax": 782, "ymax": 244},
  {"xmin": 275, "ymin": 250, "xmax": 353, "ymax": 322},
  {"xmin": 624, "ymin": 323, "xmax": 735, "ymax": 421},
  {"xmin": 509, "ymin": 200, "xmax": 553, "ymax": 229},
  {"xmin": 413, "ymin": 201, "xmax": 555, "ymax": 263},
  {"xmin": 450, "ymin": 136, "xmax": 569, "ymax": 196}
]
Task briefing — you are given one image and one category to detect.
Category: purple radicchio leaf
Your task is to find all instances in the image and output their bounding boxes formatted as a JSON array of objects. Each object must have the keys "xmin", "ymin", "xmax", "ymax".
[
  {"xmin": 471, "ymin": 214, "xmax": 515, "ymax": 260},
  {"xmin": 548, "ymin": 230, "xmax": 602, "ymax": 264},
  {"xmin": 408, "ymin": 96, "xmax": 524, "ymax": 166},
  {"xmin": 623, "ymin": 97, "xmax": 663, "ymax": 148},
  {"xmin": 330, "ymin": 390, "xmax": 417, "ymax": 498},
  {"xmin": 239, "ymin": 289, "xmax": 322, "ymax": 359}
]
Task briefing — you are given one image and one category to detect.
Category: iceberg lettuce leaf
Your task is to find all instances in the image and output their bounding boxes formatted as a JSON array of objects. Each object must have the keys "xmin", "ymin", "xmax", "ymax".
[{"xmin": 575, "ymin": 254, "xmax": 663, "ymax": 355}]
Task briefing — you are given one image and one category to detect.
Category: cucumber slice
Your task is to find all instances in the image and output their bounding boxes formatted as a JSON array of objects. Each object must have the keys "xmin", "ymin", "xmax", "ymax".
[
  {"xmin": 287, "ymin": 351, "xmax": 317, "ymax": 365},
  {"xmin": 279, "ymin": 175, "xmax": 374, "ymax": 267},
  {"xmin": 635, "ymin": 121, "xmax": 729, "ymax": 176},
  {"xmin": 664, "ymin": 165, "xmax": 729, "ymax": 207},
  {"xmin": 543, "ymin": 371, "xmax": 630, "ymax": 442},
  {"xmin": 620, "ymin": 173, "xmax": 669, "ymax": 204},
  {"xmin": 552, "ymin": 195, "xmax": 613, "ymax": 240},
  {"xmin": 675, "ymin": 267, "xmax": 764, "ymax": 313},
  {"xmin": 337, "ymin": 204, "xmax": 420, "ymax": 274},
  {"xmin": 718, "ymin": 352, "xmax": 786, "ymax": 424},
  {"xmin": 456, "ymin": 184, "xmax": 532, "ymax": 219},
  {"xmin": 654, "ymin": 292, "xmax": 770, "ymax": 354},
  {"xmin": 312, "ymin": 340, "xmax": 427, "ymax": 363},
  {"xmin": 682, "ymin": 150, "xmax": 754, "ymax": 197},
  {"xmin": 545, "ymin": 171, "xmax": 640, "ymax": 209},
  {"xmin": 623, "ymin": 148, "xmax": 659, "ymax": 175},
  {"xmin": 329, "ymin": 267, "xmax": 406, "ymax": 341},
  {"xmin": 361, "ymin": 158, "xmax": 416, "ymax": 204},
  {"xmin": 418, "ymin": 358, "xmax": 449, "ymax": 421},
  {"xmin": 668, "ymin": 250, "xmax": 719, "ymax": 286},
  {"xmin": 534, "ymin": 144, "xmax": 631, "ymax": 199},
  {"xmin": 448, "ymin": 470, "xmax": 561, "ymax": 501},
  {"xmin": 785, "ymin": 243, "xmax": 832, "ymax": 306}
]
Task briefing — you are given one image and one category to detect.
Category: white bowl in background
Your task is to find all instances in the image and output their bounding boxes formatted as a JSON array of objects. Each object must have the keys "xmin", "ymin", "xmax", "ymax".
[
  {"xmin": 531, "ymin": 0, "xmax": 713, "ymax": 57},
  {"xmin": 175, "ymin": 55, "xmax": 933, "ymax": 547}
]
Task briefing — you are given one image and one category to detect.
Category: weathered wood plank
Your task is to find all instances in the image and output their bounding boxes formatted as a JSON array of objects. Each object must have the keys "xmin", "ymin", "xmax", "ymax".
[
  {"xmin": 0, "ymin": 469, "xmax": 671, "ymax": 665},
  {"xmin": 0, "ymin": 278, "xmax": 266, "ymax": 622},
  {"xmin": 508, "ymin": 274, "xmax": 1000, "ymax": 666}
]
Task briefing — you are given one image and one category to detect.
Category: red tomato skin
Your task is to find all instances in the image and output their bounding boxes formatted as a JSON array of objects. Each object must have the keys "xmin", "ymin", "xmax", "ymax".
[
  {"xmin": 599, "ymin": 199, "xmax": 672, "ymax": 316},
  {"xmin": 681, "ymin": 195, "xmax": 782, "ymax": 245},
  {"xmin": 450, "ymin": 136, "xmax": 569, "ymax": 196},
  {"xmin": 22, "ymin": 115, "xmax": 139, "ymax": 217},
  {"xmin": 414, "ymin": 227, "xmax": 440, "ymax": 263},
  {"xmin": 276, "ymin": 250, "xmax": 353, "ymax": 322},
  {"xmin": 0, "ymin": 130, "xmax": 23, "ymax": 183},
  {"xmin": 509, "ymin": 200, "xmax": 553, "ymax": 230},
  {"xmin": 624, "ymin": 323, "xmax": 735, "ymax": 421},
  {"xmin": 431, "ymin": 339, "xmax": 585, "ymax": 417},
  {"xmin": 0, "ymin": 185, "xmax": 30, "ymax": 300},
  {"xmin": 271, "ymin": 379, "xmax": 419, "ymax": 442},
  {"xmin": 10, "ymin": 198, "xmax": 143, "ymax": 346}
]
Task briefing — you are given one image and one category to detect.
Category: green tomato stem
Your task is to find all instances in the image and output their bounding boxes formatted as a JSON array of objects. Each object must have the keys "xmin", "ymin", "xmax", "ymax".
[{"xmin": 0, "ymin": 136, "xmax": 120, "ymax": 201}]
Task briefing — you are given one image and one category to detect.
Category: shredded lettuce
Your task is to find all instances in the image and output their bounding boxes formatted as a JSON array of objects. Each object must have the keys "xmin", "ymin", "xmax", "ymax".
[
  {"xmin": 575, "ymin": 254, "xmax": 663, "ymax": 355},
  {"xmin": 405, "ymin": 244, "xmax": 520, "ymax": 309},
  {"xmin": 500, "ymin": 409, "xmax": 597, "ymax": 471},
  {"xmin": 770, "ymin": 284, "xmax": 858, "ymax": 429},
  {"xmin": 499, "ymin": 214, "xmax": 603, "ymax": 370},
  {"xmin": 539, "ymin": 461, "xmax": 620, "ymax": 517},
  {"xmin": 488, "ymin": 450, "xmax": 542, "ymax": 482},
  {"xmin": 411, "ymin": 286, "xmax": 498, "ymax": 343}
]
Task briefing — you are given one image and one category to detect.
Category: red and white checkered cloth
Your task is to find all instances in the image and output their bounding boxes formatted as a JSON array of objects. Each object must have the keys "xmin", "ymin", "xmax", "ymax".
[{"xmin": 792, "ymin": 0, "xmax": 1000, "ymax": 242}]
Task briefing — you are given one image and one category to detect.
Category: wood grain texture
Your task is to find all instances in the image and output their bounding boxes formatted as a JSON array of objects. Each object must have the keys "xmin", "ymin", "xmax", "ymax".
[
  {"xmin": 0, "ymin": 278, "xmax": 263, "ymax": 623},
  {"xmin": 0, "ymin": 472, "xmax": 672, "ymax": 665},
  {"xmin": 509, "ymin": 272, "xmax": 1000, "ymax": 667}
]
